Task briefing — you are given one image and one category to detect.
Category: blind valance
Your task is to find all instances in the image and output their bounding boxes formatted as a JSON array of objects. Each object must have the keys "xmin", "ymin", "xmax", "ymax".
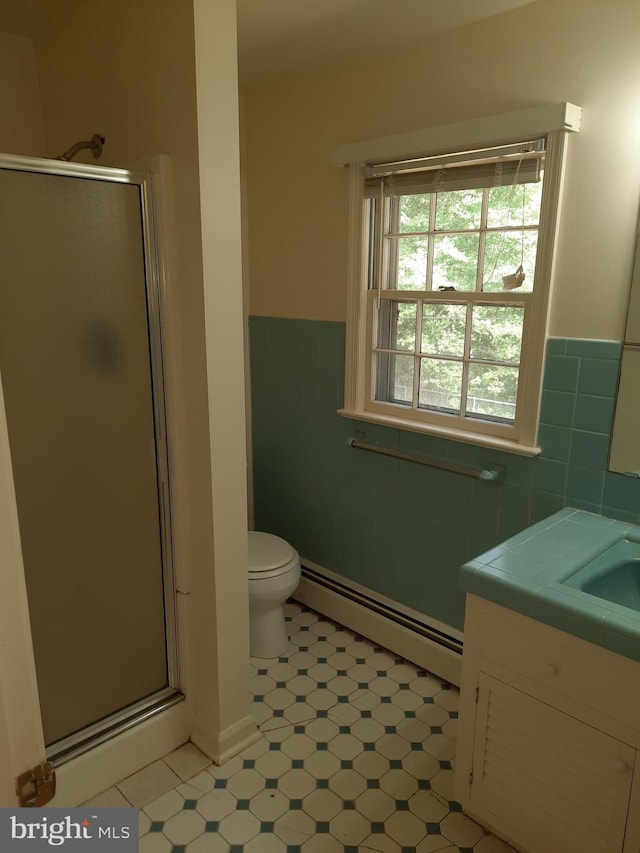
[{"xmin": 363, "ymin": 141, "xmax": 545, "ymax": 199}]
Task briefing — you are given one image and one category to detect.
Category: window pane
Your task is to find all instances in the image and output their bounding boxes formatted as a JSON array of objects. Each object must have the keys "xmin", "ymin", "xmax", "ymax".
[
  {"xmin": 418, "ymin": 358, "xmax": 462, "ymax": 415},
  {"xmin": 421, "ymin": 303, "xmax": 467, "ymax": 357},
  {"xmin": 482, "ymin": 230, "xmax": 538, "ymax": 293},
  {"xmin": 377, "ymin": 300, "xmax": 417, "ymax": 351},
  {"xmin": 470, "ymin": 305, "xmax": 524, "ymax": 364},
  {"xmin": 376, "ymin": 352, "xmax": 414, "ymax": 404},
  {"xmin": 435, "ymin": 188, "xmax": 482, "ymax": 231},
  {"xmin": 466, "ymin": 364, "xmax": 519, "ymax": 422},
  {"xmin": 389, "ymin": 236, "xmax": 428, "ymax": 290},
  {"xmin": 487, "ymin": 181, "xmax": 542, "ymax": 229},
  {"xmin": 399, "ymin": 194, "xmax": 430, "ymax": 233},
  {"xmin": 432, "ymin": 233, "xmax": 479, "ymax": 291}
]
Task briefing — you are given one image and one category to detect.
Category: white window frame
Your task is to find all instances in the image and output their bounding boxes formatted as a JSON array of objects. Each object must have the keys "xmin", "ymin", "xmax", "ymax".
[{"xmin": 337, "ymin": 104, "xmax": 581, "ymax": 456}]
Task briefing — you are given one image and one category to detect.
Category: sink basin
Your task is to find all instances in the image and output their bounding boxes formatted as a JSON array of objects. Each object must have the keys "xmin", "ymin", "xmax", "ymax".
[{"xmin": 563, "ymin": 539, "xmax": 640, "ymax": 612}]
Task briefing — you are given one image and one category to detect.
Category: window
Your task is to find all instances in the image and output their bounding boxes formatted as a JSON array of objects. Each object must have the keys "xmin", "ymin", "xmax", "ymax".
[{"xmin": 338, "ymin": 107, "xmax": 580, "ymax": 455}]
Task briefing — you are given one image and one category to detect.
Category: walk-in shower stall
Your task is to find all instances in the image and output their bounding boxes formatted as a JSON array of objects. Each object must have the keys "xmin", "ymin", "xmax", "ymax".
[{"xmin": 0, "ymin": 153, "xmax": 180, "ymax": 763}]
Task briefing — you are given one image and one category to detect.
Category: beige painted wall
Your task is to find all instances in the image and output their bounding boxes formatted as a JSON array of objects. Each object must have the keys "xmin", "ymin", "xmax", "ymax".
[
  {"xmin": 243, "ymin": 0, "xmax": 640, "ymax": 341},
  {"xmin": 0, "ymin": 30, "xmax": 45, "ymax": 156}
]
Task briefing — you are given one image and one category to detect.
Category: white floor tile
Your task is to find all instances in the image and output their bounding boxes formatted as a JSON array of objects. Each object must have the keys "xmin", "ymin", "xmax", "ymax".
[
  {"xmin": 301, "ymin": 787, "xmax": 342, "ymax": 821},
  {"xmin": 408, "ymin": 789, "xmax": 449, "ymax": 822},
  {"xmin": 328, "ymin": 702, "xmax": 361, "ymax": 726},
  {"xmin": 277, "ymin": 768, "xmax": 316, "ymax": 799},
  {"xmin": 281, "ymin": 702, "xmax": 317, "ymax": 724},
  {"xmin": 300, "ymin": 831, "xmax": 344, "ymax": 852},
  {"xmin": 138, "ymin": 833, "xmax": 173, "ymax": 853},
  {"xmin": 143, "ymin": 789, "xmax": 185, "ymax": 822},
  {"xmin": 138, "ymin": 811, "xmax": 151, "ymax": 838},
  {"xmin": 355, "ymin": 788, "xmax": 395, "ymax": 821},
  {"xmin": 194, "ymin": 790, "xmax": 236, "ymax": 822},
  {"xmin": 440, "ymin": 811, "xmax": 486, "ymax": 847},
  {"xmin": 303, "ymin": 717, "xmax": 340, "ymax": 742},
  {"xmin": 329, "ymin": 808, "xmax": 370, "ymax": 845},
  {"xmin": 360, "ymin": 832, "xmax": 402, "ymax": 852},
  {"xmin": 435, "ymin": 688, "xmax": 460, "ymax": 712},
  {"xmin": 226, "ymin": 768, "xmax": 265, "ymax": 799},
  {"xmin": 379, "ymin": 767, "xmax": 419, "ymax": 799},
  {"xmin": 162, "ymin": 809, "xmax": 206, "ymax": 844},
  {"xmin": 416, "ymin": 837, "xmax": 456, "ymax": 853},
  {"xmin": 181, "ymin": 770, "xmax": 217, "ymax": 795},
  {"xmin": 217, "ymin": 809, "xmax": 261, "ymax": 844},
  {"xmin": 326, "ymin": 732, "xmax": 361, "ymax": 761},
  {"xmin": 475, "ymin": 833, "xmax": 518, "ymax": 852},
  {"xmin": 244, "ymin": 833, "xmax": 287, "ymax": 852},
  {"xmin": 116, "ymin": 760, "xmax": 181, "ymax": 809},
  {"xmin": 308, "ymin": 619, "xmax": 336, "ymax": 637},
  {"xmin": 350, "ymin": 717, "xmax": 386, "ymax": 743},
  {"xmin": 208, "ymin": 753, "xmax": 243, "ymax": 779},
  {"xmin": 385, "ymin": 808, "xmax": 429, "ymax": 846},
  {"xmin": 252, "ymin": 749, "xmax": 292, "ymax": 779},
  {"xmin": 330, "ymin": 767, "xmax": 367, "ymax": 800},
  {"xmin": 302, "ymin": 750, "xmax": 341, "ymax": 780},
  {"xmin": 81, "ymin": 786, "xmax": 131, "ymax": 808},
  {"xmin": 187, "ymin": 833, "xmax": 232, "ymax": 853},
  {"xmin": 353, "ymin": 749, "xmax": 392, "ymax": 780},
  {"xmin": 248, "ymin": 788, "xmax": 289, "ymax": 821},
  {"xmin": 273, "ymin": 808, "xmax": 315, "ymax": 844},
  {"xmin": 163, "ymin": 743, "xmax": 211, "ymax": 781}
]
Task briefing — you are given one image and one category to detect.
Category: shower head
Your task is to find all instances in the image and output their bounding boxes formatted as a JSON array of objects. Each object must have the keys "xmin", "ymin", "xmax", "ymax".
[{"xmin": 57, "ymin": 134, "xmax": 105, "ymax": 162}]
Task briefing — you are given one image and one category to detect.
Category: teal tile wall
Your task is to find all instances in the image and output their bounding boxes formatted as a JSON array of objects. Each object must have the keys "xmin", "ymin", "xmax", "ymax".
[{"xmin": 250, "ymin": 318, "xmax": 640, "ymax": 630}]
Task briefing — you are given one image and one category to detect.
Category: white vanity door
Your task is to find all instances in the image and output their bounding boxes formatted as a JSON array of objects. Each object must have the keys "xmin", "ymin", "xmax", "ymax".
[{"xmin": 469, "ymin": 673, "xmax": 635, "ymax": 853}]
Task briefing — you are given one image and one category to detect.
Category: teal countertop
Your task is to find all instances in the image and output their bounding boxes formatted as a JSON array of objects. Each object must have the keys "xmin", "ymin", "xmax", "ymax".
[{"xmin": 460, "ymin": 508, "xmax": 640, "ymax": 661}]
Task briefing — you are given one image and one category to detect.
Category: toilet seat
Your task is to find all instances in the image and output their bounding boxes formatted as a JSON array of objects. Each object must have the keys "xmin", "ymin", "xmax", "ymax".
[{"xmin": 248, "ymin": 532, "xmax": 298, "ymax": 579}]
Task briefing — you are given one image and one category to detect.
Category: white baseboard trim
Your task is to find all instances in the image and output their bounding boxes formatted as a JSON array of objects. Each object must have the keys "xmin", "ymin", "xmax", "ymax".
[
  {"xmin": 294, "ymin": 561, "xmax": 462, "ymax": 687},
  {"xmin": 50, "ymin": 700, "xmax": 191, "ymax": 807},
  {"xmin": 192, "ymin": 714, "xmax": 261, "ymax": 766}
]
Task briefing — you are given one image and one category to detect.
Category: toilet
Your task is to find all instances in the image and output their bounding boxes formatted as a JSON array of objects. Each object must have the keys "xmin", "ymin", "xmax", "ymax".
[{"xmin": 248, "ymin": 531, "xmax": 301, "ymax": 658}]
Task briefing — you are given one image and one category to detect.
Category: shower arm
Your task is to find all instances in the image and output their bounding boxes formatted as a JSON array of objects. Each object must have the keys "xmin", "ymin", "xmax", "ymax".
[{"xmin": 57, "ymin": 134, "xmax": 105, "ymax": 162}]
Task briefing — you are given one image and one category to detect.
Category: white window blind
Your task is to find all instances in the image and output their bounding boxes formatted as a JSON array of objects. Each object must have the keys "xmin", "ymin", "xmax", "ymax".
[{"xmin": 363, "ymin": 141, "xmax": 545, "ymax": 198}]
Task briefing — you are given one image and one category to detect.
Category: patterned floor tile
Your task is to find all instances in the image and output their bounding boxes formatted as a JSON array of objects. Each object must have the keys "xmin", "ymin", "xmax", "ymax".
[{"xmin": 103, "ymin": 599, "xmax": 516, "ymax": 852}]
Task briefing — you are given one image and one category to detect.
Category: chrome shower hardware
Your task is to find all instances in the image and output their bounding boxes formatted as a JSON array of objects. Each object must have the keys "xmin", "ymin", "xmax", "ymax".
[{"xmin": 57, "ymin": 134, "xmax": 105, "ymax": 162}]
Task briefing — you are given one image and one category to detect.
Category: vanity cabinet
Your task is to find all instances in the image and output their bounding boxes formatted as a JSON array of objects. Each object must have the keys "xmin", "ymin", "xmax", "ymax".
[{"xmin": 456, "ymin": 595, "xmax": 640, "ymax": 853}]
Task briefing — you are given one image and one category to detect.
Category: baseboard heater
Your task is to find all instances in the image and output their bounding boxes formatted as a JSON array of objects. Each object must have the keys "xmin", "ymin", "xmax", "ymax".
[{"xmin": 300, "ymin": 563, "xmax": 463, "ymax": 656}]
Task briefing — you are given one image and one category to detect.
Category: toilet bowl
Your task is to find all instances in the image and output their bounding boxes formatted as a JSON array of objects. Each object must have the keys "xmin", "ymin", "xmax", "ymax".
[{"xmin": 248, "ymin": 531, "xmax": 301, "ymax": 658}]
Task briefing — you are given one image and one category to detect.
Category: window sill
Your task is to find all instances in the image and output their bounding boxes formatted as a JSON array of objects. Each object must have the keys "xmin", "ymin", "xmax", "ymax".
[{"xmin": 337, "ymin": 407, "xmax": 541, "ymax": 458}]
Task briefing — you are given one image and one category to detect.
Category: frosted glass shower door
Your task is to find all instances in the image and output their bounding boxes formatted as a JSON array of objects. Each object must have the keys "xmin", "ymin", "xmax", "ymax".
[{"xmin": 0, "ymin": 165, "xmax": 173, "ymax": 748}]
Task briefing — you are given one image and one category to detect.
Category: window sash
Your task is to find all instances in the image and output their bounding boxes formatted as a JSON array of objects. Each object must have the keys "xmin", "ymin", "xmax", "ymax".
[
  {"xmin": 367, "ymin": 178, "xmax": 542, "ymax": 296},
  {"xmin": 366, "ymin": 290, "xmax": 531, "ymax": 435},
  {"xmin": 341, "ymin": 128, "xmax": 572, "ymax": 455}
]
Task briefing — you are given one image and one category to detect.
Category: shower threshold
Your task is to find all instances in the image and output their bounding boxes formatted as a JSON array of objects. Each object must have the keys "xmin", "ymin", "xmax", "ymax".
[{"xmin": 46, "ymin": 688, "xmax": 184, "ymax": 767}]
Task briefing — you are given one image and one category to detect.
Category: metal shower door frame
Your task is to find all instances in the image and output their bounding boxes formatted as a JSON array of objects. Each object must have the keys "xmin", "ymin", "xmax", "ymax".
[{"xmin": 0, "ymin": 152, "xmax": 180, "ymax": 761}]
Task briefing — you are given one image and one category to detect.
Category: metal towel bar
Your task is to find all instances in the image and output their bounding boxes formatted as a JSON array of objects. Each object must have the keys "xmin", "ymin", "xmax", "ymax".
[{"xmin": 347, "ymin": 437, "xmax": 501, "ymax": 481}]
